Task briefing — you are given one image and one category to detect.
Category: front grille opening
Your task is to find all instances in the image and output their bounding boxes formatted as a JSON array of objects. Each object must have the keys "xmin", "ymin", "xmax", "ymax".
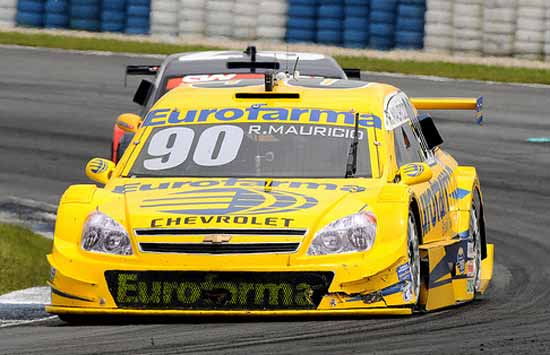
[
  {"xmin": 235, "ymin": 93, "xmax": 300, "ymax": 99},
  {"xmin": 105, "ymin": 271, "xmax": 334, "ymax": 310},
  {"xmin": 134, "ymin": 228, "xmax": 307, "ymax": 236},
  {"xmin": 139, "ymin": 242, "xmax": 300, "ymax": 254}
]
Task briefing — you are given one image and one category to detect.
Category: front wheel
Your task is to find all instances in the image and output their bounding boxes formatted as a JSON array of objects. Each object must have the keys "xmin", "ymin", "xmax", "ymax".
[{"xmin": 405, "ymin": 210, "xmax": 422, "ymax": 308}]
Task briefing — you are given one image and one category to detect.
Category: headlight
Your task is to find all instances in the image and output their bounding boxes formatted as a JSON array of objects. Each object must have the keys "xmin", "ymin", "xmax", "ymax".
[
  {"xmin": 81, "ymin": 211, "xmax": 133, "ymax": 255},
  {"xmin": 307, "ymin": 211, "xmax": 376, "ymax": 256}
]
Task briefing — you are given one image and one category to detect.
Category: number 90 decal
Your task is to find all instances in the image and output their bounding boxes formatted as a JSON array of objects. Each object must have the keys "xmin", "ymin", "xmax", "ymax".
[{"xmin": 143, "ymin": 125, "xmax": 244, "ymax": 170}]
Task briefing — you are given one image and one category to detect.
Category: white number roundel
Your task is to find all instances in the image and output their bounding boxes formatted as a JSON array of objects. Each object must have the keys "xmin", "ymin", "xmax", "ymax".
[
  {"xmin": 143, "ymin": 125, "xmax": 243, "ymax": 170},
  {"xmin": 193, "ymin": 125, "xmax": 244, "ymax": 166},
  {"xmin": 144, "ymin": 127, "xmax": 194, "ymax": 170}
]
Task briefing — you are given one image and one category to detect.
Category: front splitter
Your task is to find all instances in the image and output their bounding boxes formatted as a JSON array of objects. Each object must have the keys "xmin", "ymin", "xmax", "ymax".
[{"xmin": 46, "ymin": 305, "xmax": 413, "ymax": 317}]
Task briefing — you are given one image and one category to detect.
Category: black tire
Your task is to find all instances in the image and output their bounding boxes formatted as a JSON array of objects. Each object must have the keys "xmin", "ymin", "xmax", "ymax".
[
  {"xmin": 470, "ymin": 190, "xmax": 484, "ymax": 295},
  {"xmin": 406, "ymin": 209, "xmax": 422, "ymax": 309}
]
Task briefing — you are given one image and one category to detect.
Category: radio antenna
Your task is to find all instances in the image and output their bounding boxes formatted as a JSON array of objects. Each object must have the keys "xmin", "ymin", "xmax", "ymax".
[{"xmin": 292, "ymin": 56, "xmax": 300, "ymax": 78}]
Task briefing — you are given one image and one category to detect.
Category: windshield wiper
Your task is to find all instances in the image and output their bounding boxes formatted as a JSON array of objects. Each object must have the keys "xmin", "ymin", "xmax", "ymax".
[{"xmin": 345, "ymin": 112, "xmax": 360, "ymax": 178}]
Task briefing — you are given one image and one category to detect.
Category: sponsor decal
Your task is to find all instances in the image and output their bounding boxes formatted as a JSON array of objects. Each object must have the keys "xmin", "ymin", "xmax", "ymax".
[
  {"xmin": 112, "ymin": 178, "xmax": 366, "ymax": 194},
  {"xmin": 142, "ymin": 107, "xmax": 382, "ymax": 129},
  {"xmin": 166, "ymin": 74, "xmax": 265, "ymax": 90},
  {"xmin": 402, "ymin": 163, "xmax": 424, "ymax": 177},
  {"xmin": 49, "ymin": 267, "xmax": 56, "ymax": 282},
  {"xmin": 401, "ymin": 282, "xmax": 414, "ymax": 302},
  {"xmin": 450, "ymin": 188, "xmax": 470, "ymax": 200},
  {"xmin": 467, "ymin": 242, "xmax": 475, "ymax": 258},
  {"xmin": 456, "ymin": 247, "xmax": 465, "ymax": 274},
  {"xmin": 89, "ymin": 159, "xmax": 108, "ymax": 174},
  {"xmin": 467, "ymin": 279, "xmax": 474, "ymax": 294},
  {"xmin": 418, "ymin": 166, "xmax": 454, "ymax": 235},
  {"xmin": 466, "ymin": 261, "xmax": 475, "ymax": 277},
  {"xmin": 458, "ymin": 231, "xmax": 470, "ymax": 240},
  {"xmin": 150, "ymin": 215, "xmax": 295, "ymax": 228},
  {"xmin": 396, "ymin": 263, "xmax": 411, "ymax": 282},
  {"xmin": 248, "ymin": 124, "xmax": 365, "ymax": 140},
  {"xmin": 140, "ymin": 187, "xmax": 317, "ymax": 216},
  {"xmin": 105, "ymin": 271, "xmax": 333, "ymax": 310}
]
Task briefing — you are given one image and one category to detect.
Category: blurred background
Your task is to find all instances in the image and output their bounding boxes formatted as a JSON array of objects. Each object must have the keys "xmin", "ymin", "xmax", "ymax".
[{"xmin": 1, "ymin": 0, "xmax": 549, "ymax": 61}]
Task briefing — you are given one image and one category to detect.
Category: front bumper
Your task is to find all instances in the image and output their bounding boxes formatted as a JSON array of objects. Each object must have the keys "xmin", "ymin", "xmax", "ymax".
[
  {"xmin": 46, "ymin": 306, "xmax": 412, "ymax": 316},
  {"xmin": 47, "ymin": 239, "xmax": 414, "ymax": 315}
]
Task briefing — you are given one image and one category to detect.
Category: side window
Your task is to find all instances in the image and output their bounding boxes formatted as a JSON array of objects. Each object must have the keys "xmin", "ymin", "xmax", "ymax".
[{"xmin": 394, "ymin": 123, "xmax": 426, "ymax": 167}]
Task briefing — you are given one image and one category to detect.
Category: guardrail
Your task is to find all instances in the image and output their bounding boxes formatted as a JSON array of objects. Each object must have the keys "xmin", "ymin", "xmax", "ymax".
[{"xmin": 2, "ymin": 0, "xmax": 550, "ymax": 61}]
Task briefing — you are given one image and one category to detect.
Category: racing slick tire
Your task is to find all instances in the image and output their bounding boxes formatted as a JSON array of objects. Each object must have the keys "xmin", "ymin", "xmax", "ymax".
[
  {"xmin": 407, "ymin": 209, "xmax": 422, "ymax": 310},
  {"xmin": 470, "ymin": 189, "xmax": 484, "ymax": 295}
]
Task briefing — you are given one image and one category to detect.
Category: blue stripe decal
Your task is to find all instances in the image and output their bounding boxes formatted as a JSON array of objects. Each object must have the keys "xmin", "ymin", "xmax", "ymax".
[{"xmin": 451, "ymin": 188, "xmax": 470, "ymax": 200}]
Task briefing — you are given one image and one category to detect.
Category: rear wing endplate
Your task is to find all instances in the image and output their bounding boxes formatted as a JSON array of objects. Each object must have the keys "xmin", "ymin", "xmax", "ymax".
[{"xmin": 410, "ymin": 97, "xmax": 484, "ymax": 125}]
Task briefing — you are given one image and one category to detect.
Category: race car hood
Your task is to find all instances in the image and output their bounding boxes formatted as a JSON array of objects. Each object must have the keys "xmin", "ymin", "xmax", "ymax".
[{"xmin": 105, "ymin": 177, "xmax": 380, "ymax": 234}]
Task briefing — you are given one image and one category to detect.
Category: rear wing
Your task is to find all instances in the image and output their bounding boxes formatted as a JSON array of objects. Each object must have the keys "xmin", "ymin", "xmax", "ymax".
[
  {"xmin": 124, "ymin": 65, "xmax": 160, "ymax": 86},
  {"xmin": 410, "ymin": 97, "xmax": 484, "ymax": 125}
]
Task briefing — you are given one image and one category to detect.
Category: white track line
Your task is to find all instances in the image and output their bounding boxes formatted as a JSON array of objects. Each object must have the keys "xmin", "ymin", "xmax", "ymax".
[{"xmin": 0, "ymin": 316, "xmax": 57, "ymax": 328}]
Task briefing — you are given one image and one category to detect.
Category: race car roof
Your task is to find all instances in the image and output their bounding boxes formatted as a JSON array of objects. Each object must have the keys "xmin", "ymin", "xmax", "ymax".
[
  {"xmin": 147, "ymin": 77, "xmax": 399, "ymax": 130},
  {"xmin": 162, "ymin": 51, "xmax": 347, "ymax": 79}
]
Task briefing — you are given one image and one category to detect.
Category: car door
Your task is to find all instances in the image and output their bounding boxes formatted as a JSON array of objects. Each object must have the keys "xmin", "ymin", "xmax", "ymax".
[{"xmin": 394, "ymin": 112, "xmax": 456, "ymax": 244}]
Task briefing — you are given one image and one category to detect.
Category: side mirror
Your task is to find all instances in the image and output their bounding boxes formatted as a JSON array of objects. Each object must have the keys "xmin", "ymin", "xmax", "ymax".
[
  {"xmin": 85, "ymin": 158, "xmax": 115, "ymax": 185},
  {"xmin": 116, "ymin": 113, "xmax": 141, "ymax": 133},
  {"xmin": 418, "ymin": 114, "xmax": 443, "ymax": 149},
  {"xmin": 133, "ymin": 79, "xmax": 153, "ymax": 106},
  {"xmin": 399, "ymin": 163, "xmax": 432, "ymax": 185}
]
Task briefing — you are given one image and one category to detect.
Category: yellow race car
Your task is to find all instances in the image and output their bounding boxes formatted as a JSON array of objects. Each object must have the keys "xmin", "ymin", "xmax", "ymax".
[{"xmin": 46, "ymin": 71, "xmax": 493, "ymax": 320}]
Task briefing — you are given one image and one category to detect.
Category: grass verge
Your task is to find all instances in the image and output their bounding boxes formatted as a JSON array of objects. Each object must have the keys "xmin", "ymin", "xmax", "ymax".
[
  {"xmin": 2, "ymin": 30, "xmax": 550, "ymax": 85},
  {"xmin": 0, "ymin": 224, "xmax": 52, "ymax": 295}
]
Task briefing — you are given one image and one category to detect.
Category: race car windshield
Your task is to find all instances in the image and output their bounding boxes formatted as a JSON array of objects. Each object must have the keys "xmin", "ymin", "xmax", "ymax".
[{"xmin": 128, "ymin": 122, "xmax": 372, "ymax": 178}]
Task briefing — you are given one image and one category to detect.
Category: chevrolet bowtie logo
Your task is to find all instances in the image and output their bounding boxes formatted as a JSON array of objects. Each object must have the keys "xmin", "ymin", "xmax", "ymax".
[{"xmin": 203, "ymin": 235, "xmax": 232, "ymax": 243}]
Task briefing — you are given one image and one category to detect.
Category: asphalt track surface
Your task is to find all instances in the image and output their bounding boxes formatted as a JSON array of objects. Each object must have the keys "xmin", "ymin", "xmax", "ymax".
[{"xmin": 1, "ymin": 46, "xmax": 550, "ymax": 354}]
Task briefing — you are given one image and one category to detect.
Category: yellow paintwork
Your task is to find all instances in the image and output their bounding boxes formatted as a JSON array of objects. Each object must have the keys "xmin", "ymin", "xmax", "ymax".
[
  {"xmin": 115, "ymin": 113, "xmax": 141, "ymax": 133},
  {"xmin": 410, "ymin": 97, "xmax": 479, "ymax": 111},
  {"xmin": 47, "ymin": 78, "xmax": 493, "ymax": 317}
]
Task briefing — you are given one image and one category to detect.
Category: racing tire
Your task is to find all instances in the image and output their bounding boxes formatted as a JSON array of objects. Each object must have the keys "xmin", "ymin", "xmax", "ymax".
[
  {"xmin": 102, "ymin": 0, "xmax": 125, "ymax": 11},
  {"xmin": 287, "ymin": 4, "xmax": 316, "ymax": 18},
  {"xmin": 125, "ymin": 26, "xmax": 149, "ymax": 34},
  {"xmin": 45, "ymin": 0, "xmax": 68, "ymax": 13},
  {"xmin": 344, "ymin": 5, "xmax": 368, "ymax": 18},
  {"xmin": 16, "ymin": 12, "xmax": 44, "ymax": 27},
  {"xmin": 101, "ymin": 10, "xmax": 125, "ymax": 22},
  {"xmin": 17, "ymin": 0, "xmax": 44, "ymax": 12},
  {"xmin": 287, "ymin": 17, "xmax": 316, "ymax": 30},
  {"xmin": 127, "ymin": 16, "xmax": 149, "ymax": 28},
  {"xmin": 470, "ymin": 189, "xmax": 484, "ymax": 295},
  {"xmin": 0, "ymin": 8, "xmax": 15, "ymax": 21},
  {"xmin": 0, "ymin": 19, "xmax": 15, "ymax": 27},
  {"xmin": 127, "ymin": 0, "xmax": 149, "ymax": 6},
  {"xmin": 101, "ymin": 21, "xmax": 125, "ymax": 32},
  {"xmin": 286, "ymin": 28, "xmax": 316, "ymax": 42},
  {"xmin": 318, "ymin": 4, "xmax": 344, "ymax": 19},
  {"xmin": 0, "ymin": 0, "xmax": 17, "ymax": 7},
  {"xmin": 370, "ymin": 0, "xmax": 397, "ymax": 12},
  {"xmin": 44, "ymin": 13, "xmax": 69, "ymax": 27},
  {"xmin": 70, "ymin": 18, "xmax": 100, "ymax": 31},
  {"xmin": 403, "ymin": 210, "xmax": 422, "ymax": 311},
  {"xmin": 127, "ymin": 5, "xmax": 150, "ymax": 17}
]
